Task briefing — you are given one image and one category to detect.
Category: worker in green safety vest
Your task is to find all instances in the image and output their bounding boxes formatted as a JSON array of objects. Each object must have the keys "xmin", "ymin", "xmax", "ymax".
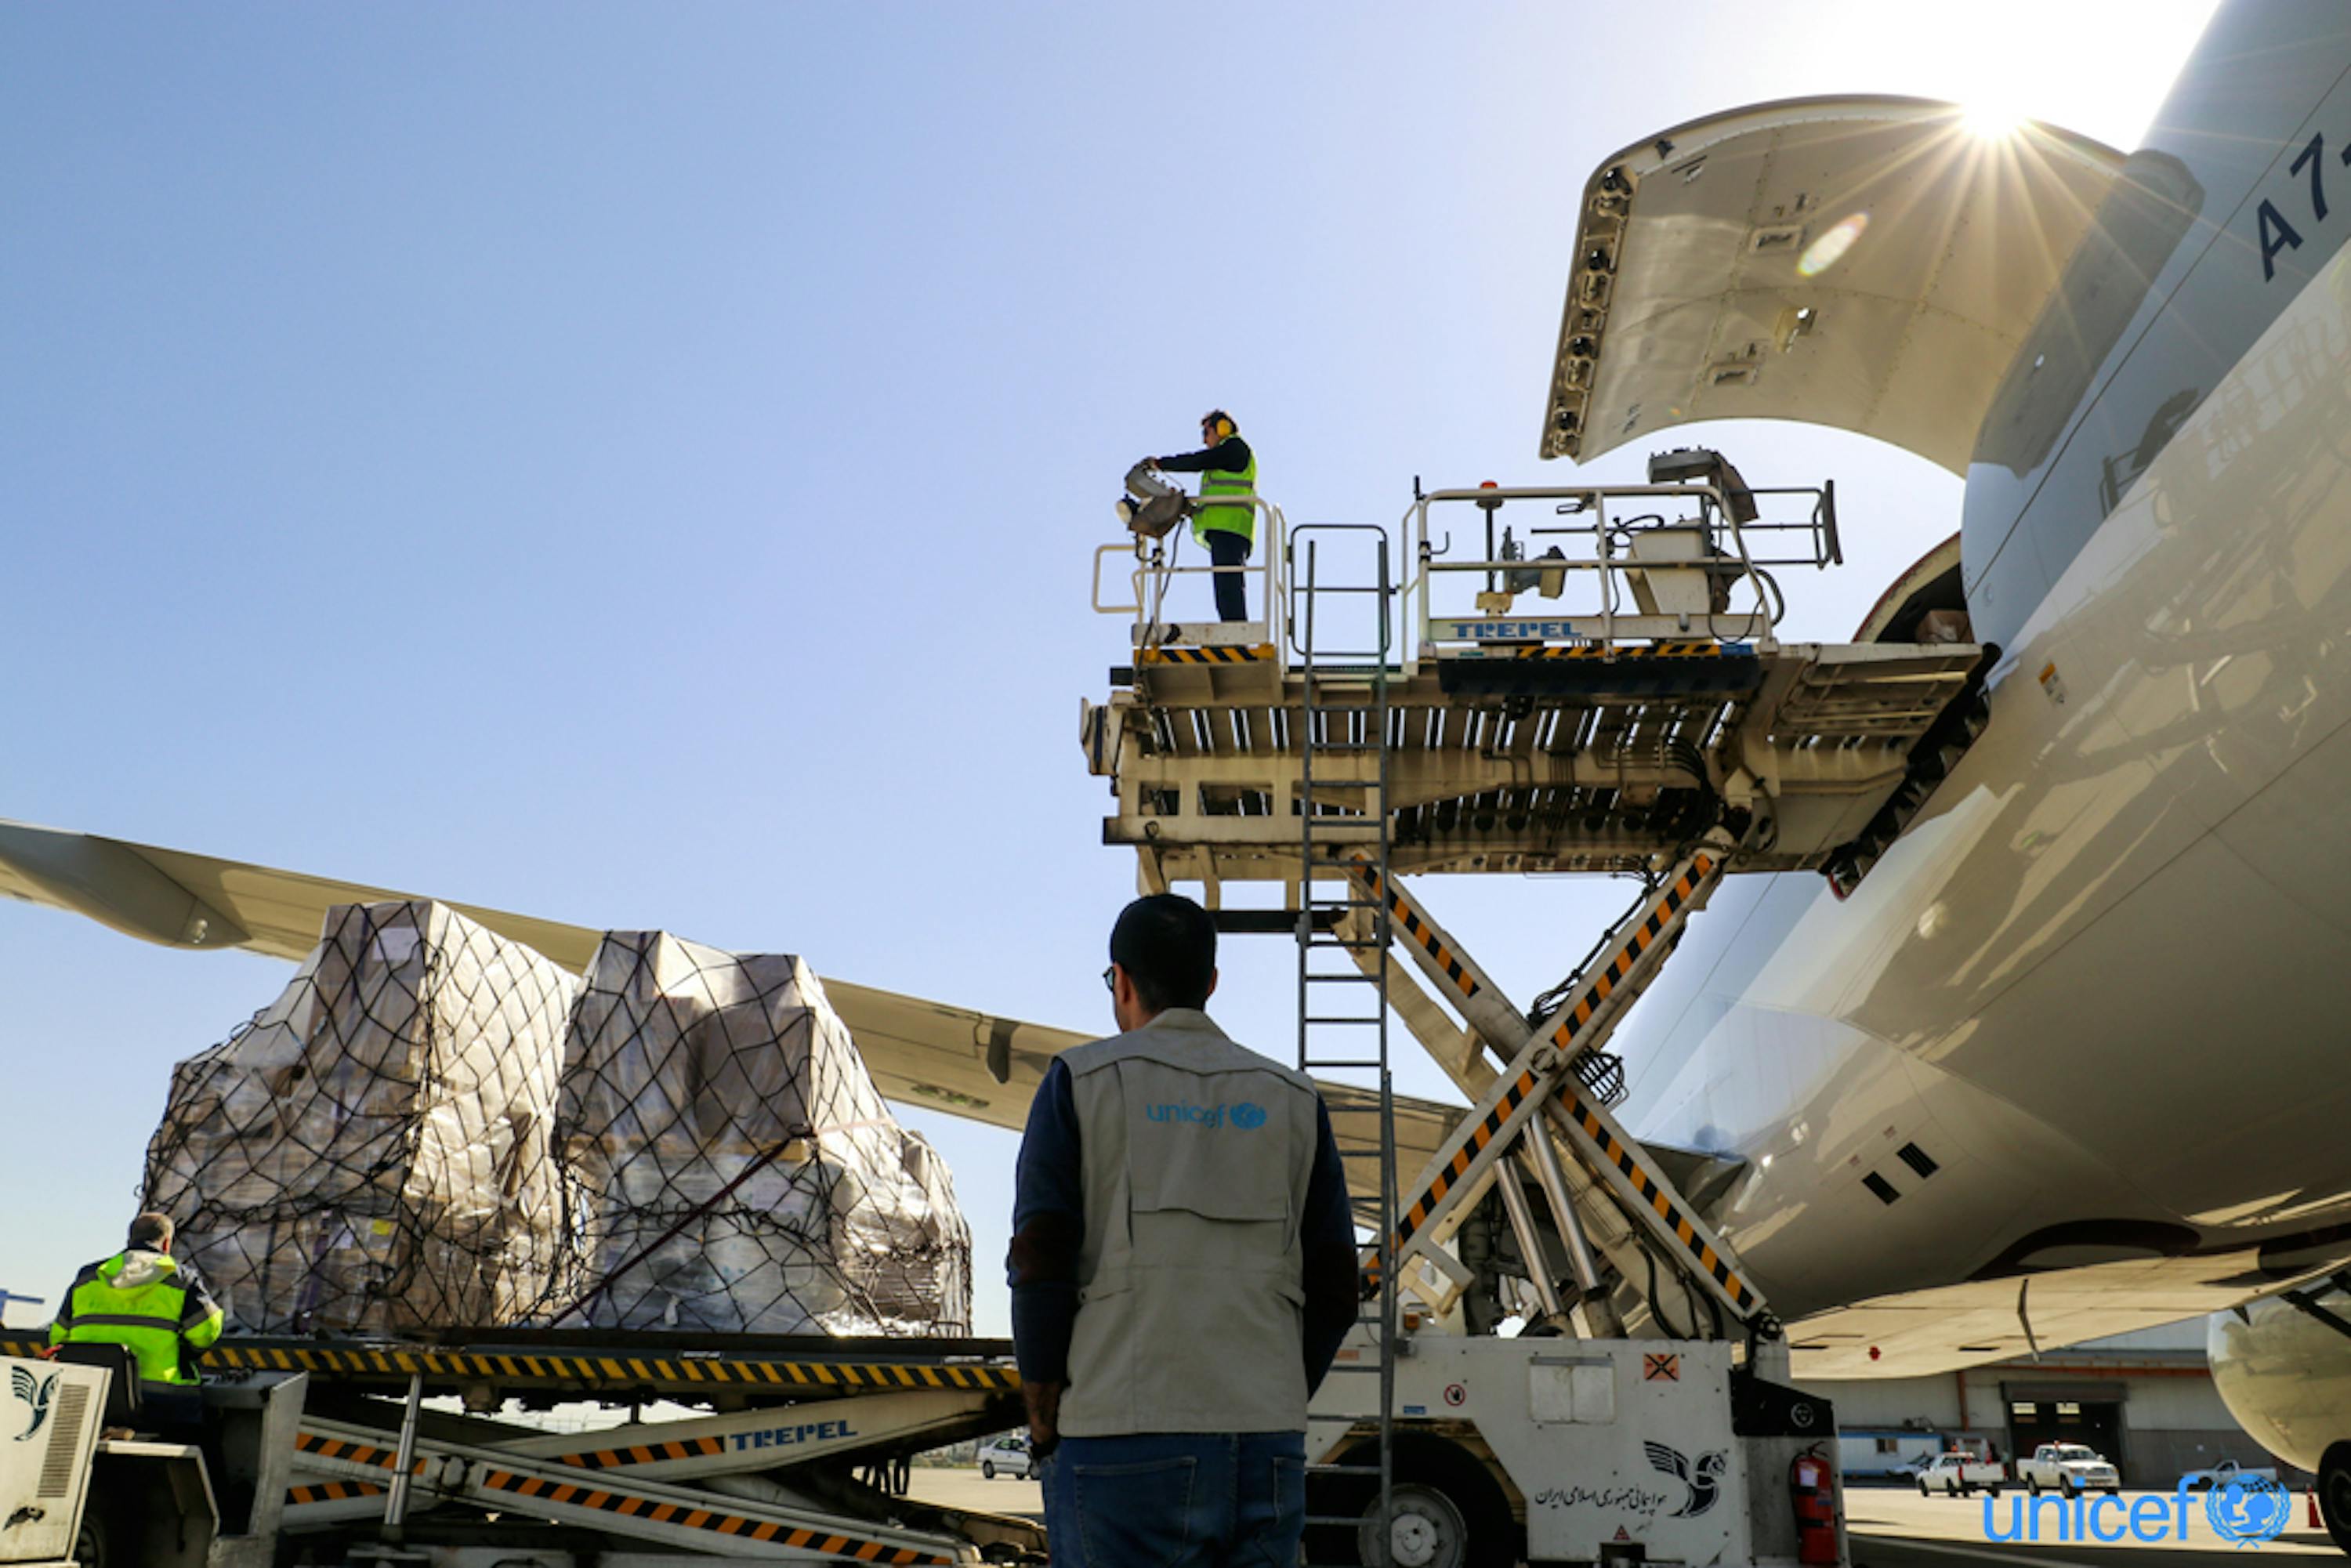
[
  {"xmin": 47, "ymin": 1211, "xmax": 224, "ymax": 1386},
  {"xmin": 1149, "ymin": 409, "xmax": 1256, "ymax": 621}
]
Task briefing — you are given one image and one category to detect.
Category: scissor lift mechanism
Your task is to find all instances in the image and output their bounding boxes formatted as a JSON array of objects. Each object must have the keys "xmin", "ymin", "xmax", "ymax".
[
  {"xmin": 285, "ymin": 1413, "xmax": 981, "ymax": 1563},
  {"xmin": 1365, "ymin": 836, "xmax": 1759, "ymax": 1332}
]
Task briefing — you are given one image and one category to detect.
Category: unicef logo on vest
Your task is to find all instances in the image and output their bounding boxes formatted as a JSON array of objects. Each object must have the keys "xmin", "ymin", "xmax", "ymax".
[
  {"xmin": 1147, "ymin": 1101, "xmax": 1270, "ymax": 1131},
  {"xmin": 2208, "ymin": 1476, "xmax": 2291, "ymax": 1547}
]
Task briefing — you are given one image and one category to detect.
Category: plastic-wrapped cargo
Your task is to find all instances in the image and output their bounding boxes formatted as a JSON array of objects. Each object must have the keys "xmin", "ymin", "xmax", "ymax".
[
  {"xmin": 855, "ymin": 1129, "xmax": 973, "ymax": 1329},
  {"xmin": 553, "ymin": 932, "xmax": 973, "ymax": 1336},
  {"xmin": 142, "ymin": 900, "xmax": 578, "ymax": 1334}
]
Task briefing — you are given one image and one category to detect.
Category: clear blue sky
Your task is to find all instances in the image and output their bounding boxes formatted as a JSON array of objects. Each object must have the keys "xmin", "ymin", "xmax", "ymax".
[{"xmin": 0, "ymin": 2, "xmax": 2218, "ymax": 1334}]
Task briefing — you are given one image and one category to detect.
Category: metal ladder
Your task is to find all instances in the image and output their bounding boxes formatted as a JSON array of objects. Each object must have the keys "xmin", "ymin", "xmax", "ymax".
[{"xmin": 1289, "ymin": 523, "xmax": 1398, "ymax": 1567}]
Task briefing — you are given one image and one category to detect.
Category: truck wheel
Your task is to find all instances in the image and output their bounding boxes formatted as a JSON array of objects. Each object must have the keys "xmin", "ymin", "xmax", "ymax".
[
  {"xmin": 982, "ymin": 1461, "xmax": 995, "ymax": 1479},
  {"xmin": 1308, "ymin": 1435, "xmax": 1518, "ymax": 1568},
  {"xmin": 1363, "ymin": 1482, "xmax": 1467, "ymax": 1568},
  {"xmin": 2027, "ymin": 1476, "xmax": 2041, "ymax": 1496},
  {"xmin": 2317, "ymin": 1443, "xmax": 2351, "ymax": 1555},
  {"xmin": 74, "ymin": 1511, "xmax": 107, "ymax": 1568},
  {"xmin": 2062, "ymin": 1479, "xmax": 2078, "ymax": 1500},
  {"xmin": 1918, "ymin": 1480, "xmax": 1930, "ymax": 1497}
]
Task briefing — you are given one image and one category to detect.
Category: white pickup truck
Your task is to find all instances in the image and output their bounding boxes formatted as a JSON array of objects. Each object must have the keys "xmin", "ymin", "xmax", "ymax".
[
  {"xmin": 2017, "ymin": 1443, "xmax": 2121, "ymax": 1496},
  {"xmin": 1917, "ymin": 1452, "xmax": 2006, "ymax": 1497},
  {"xmin": 2180, "ymin": 1458, "xmax": 2282, "ymax": 1490}
]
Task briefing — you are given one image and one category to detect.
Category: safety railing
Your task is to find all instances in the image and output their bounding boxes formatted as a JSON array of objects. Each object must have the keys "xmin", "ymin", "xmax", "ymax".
[
  {"xmin": 1092, "ymin": 494, "xmax": 1289, "ymax": 650},
  {"xmin": 1401, "ymin": 481, "xmax": 1837, "ymax": 656}
]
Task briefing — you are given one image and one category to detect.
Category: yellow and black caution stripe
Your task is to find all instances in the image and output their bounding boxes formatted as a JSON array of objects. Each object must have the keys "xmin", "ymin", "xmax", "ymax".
[
  {"xmin": 1559, "ymin": 1081, "xmax": 1757, "ymax": 1316},
  {"xmin": 292, "ymin": 1429, "xmax": 425, "ymax": 1477},
  {"xmin": 1349, "ymin": 858, "xmax": 1483, "ymax": 1010},
  {"xmin": 185, "ymin": 1342, "xmax": 1019, "ymax": 1392},
  {"xmin": 1540, "ymin": 853, "xmax": 1714, "ymax": 1052},
  {"xmin": 1137, "ymin": 643, "xmax": 1276, "ymax": 665},
  {"xmin": 1503, "ymin": 640, "xmax": 1733, "ymax": 661},
  {"xmin": 556, "ymin": 1433, "xmax": 726, "ymax": 1471},
  {"xmin": 1391, "ymin": 1066, "xmax": 1543, "ymax": 1251},
  {"xmin": 473, "ymin": 1468, "xmax": 955, "ymax": 1564},
  {"xmin": 286, "ymin": 1479, "xmax": 386, "ymax": 1506}
]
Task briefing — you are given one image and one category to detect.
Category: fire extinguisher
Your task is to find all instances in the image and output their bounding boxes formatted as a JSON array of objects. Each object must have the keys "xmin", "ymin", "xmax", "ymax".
[{"xmin": 1791, "ymin": 1445, "xmax": 1839, "ymax": 1566}]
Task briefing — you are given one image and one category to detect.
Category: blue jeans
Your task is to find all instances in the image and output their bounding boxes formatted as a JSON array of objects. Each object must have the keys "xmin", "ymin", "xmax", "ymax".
[{"xmin": 1041, "ymin": 1431, "xmax": 1306, "ymax": 1567}]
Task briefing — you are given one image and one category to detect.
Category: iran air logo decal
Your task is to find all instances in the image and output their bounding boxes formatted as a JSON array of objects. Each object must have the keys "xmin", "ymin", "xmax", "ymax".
[
  {"xmin": 11, "ymin": 1366, "xmax": 56, "ymax": 1442},
  {"xmin": 1644, "ymin": 1441, "xmax": 1726, "ymax": 1517}
]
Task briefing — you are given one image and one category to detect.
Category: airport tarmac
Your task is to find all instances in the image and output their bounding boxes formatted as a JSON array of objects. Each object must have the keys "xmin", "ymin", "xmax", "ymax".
[
  {"xmin": 908, "ymin": 1465, "xmax": 1042, "ymax": 1518},
  {"xmin": 908, "ymin": 1472, "xmax": 2342, "ymax": 1564}
]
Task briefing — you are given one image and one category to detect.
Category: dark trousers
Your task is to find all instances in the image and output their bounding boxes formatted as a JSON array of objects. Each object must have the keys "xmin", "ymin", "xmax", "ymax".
[
  {"xmin": 1205, "ymin": 529, "xmax": 1252, "ymax": 622},
  {"xmin": 1041, "ymin": 1432, "xmax": 1306, "ymax": 1566}
]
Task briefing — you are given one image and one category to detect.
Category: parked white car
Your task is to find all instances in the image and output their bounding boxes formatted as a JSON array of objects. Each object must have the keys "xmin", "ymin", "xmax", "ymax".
[
  {"xmin": 2017, "ymin": 1443, "xmax": 2121, "ymax": 1496},
  {"xmin": 1917, "ymin": 1452, "xmax": 2006, "ymax": 1497},
  {"xmin": 976, "ymin": 1434, "xmax": 1033, "ymax": 1479},
  {"xmin": 2180, "ymin": 1458, "xmax": 2281, "ymax": 1490}
]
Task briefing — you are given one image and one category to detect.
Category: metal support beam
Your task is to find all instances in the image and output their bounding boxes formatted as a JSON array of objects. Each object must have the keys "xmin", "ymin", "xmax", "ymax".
[
  {"xmin": 1524, "ymin": 1123, "xmax": 1620, "ymax": 1336},
  {"xmin": 1344, "ymin": 856, "xmax": 1530, "ymax": 1056},
  {"xmin": 382, "ymin": 1371, "xmax": 424, "ymax": 1532}
]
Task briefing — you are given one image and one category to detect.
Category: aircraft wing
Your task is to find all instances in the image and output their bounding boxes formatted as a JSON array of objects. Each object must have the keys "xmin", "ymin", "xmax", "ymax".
[
  {"xmin": 1541, "ymin": 96, "xmax": 2128, "ymax": 475},
  {"xmin": 0, "ymin": 817, "xmax": 1458, "ymax": 1201},
  {"xmin": 1784, "ymin": 1241, "xmax": 2351, "ymax": 1379}
]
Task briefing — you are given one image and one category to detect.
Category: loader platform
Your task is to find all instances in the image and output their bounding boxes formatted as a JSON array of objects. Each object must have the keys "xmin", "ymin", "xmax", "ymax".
[
  {"xmin": 0, "ymin": 1329, "xmax": 1020, "ymax": 1405},
  {"xmin": 1085, "ymin": 472, "xmax": 1993, "ymax": 897}
]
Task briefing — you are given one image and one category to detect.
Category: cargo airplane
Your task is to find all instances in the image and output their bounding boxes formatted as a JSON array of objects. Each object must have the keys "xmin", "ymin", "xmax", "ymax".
[{"xmin": 13, "ymin": 0, "xmax": 2351, "ymax": 1547}]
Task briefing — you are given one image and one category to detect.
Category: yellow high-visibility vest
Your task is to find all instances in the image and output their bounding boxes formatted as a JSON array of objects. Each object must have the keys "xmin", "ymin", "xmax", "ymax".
[{"xmin": 1194, "ymin": 445, "xmax": 1257, "ymax": 547}]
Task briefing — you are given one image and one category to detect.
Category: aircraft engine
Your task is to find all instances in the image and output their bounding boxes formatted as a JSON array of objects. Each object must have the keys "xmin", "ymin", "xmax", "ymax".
[{"xmin": 2211, "ymin": 1280, "xmax": 2351, "ymax": 1552}]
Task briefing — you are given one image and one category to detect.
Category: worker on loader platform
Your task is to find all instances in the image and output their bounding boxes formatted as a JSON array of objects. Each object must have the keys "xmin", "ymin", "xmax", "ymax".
[
  {"xmin": 1009, "ymin": 893, "xmax": 1356, "ymax": 1567},
  {"xmin": 1147, "ymin": 410, "xmax": 1257, "ymax": 622},
  {"xmin": 48, "ymin": 1211, "xmax": 223, "ymax": 1386}
]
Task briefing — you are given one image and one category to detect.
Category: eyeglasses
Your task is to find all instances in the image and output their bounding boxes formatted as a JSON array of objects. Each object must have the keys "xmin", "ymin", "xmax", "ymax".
[{"xmin": 1102, "ymin": 964, "xmax": 1117, "ymax": 993}]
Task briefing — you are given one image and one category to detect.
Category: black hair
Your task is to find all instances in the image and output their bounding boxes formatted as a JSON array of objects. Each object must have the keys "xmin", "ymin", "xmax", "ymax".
[
  {"xmin": 1109, "ymin": 894, "xmax": 1216, "ymax": 1014},
  {"xmin": 127, "ymin": 1211, "xmax": 174, "ymax": 1250}
]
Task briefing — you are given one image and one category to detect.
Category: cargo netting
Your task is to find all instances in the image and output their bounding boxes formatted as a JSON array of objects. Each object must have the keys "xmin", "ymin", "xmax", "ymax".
[
  {"xmin": 553, "ymin": 932, "xmax": 972, "ymax": 1336},
  {"xmin": 139, "ymin": 906, "xmax": 973, "ymax": 1338},
  {"xmin": 142, "ymin": 901, "xmax": 578, "ymax": 1334}
]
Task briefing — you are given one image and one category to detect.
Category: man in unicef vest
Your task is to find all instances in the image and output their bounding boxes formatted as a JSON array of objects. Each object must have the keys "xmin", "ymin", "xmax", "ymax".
[
  {"xmin": 48, "ymin": 1211, "xmax": 223, "ymax": 1387},
  {"xmin": 1009, "ymin": 893, "xmax": 1357, "ymax": 1566},
  {"xmin": 1149, "ymin": 409, "xmax": 1258, "ymax": 622}
]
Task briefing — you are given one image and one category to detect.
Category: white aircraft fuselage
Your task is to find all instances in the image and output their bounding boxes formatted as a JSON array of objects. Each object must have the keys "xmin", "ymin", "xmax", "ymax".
[{"xmin": 1608, "ymin": 0, "xmax": 2351, "ymax": 1375}]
